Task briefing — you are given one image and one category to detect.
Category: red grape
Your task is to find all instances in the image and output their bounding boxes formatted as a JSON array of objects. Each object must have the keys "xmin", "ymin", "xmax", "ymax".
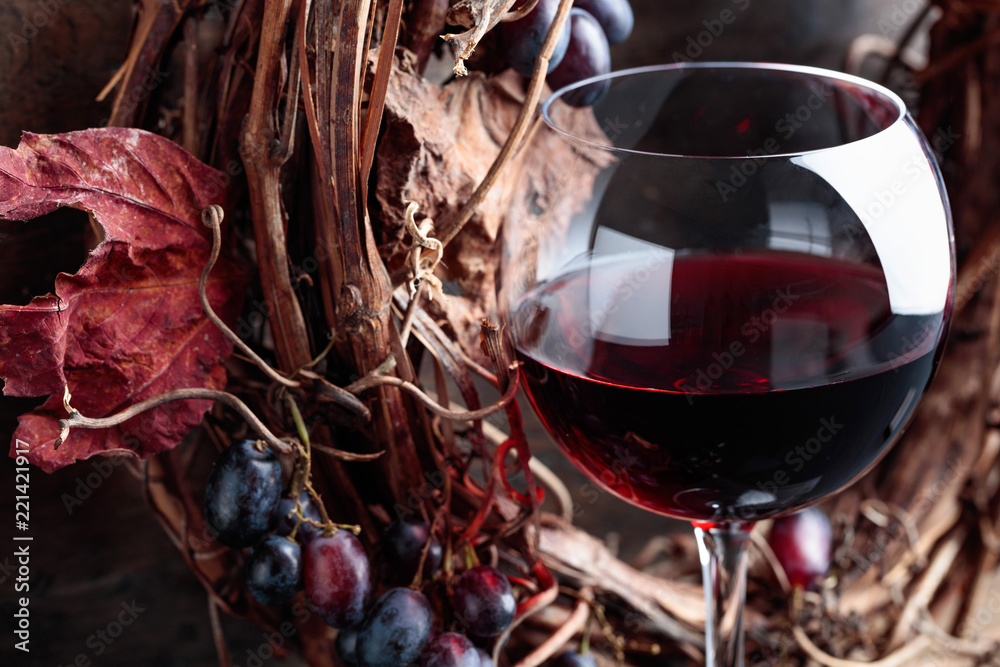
[
  {"xmin": 768, "ymin": 507, "xmax": 833, "ymax": 589},
  {"xmin": 304, "ymin": 531, "xmax": 372, "ymax": 628},
  {"xmin": 500, "ymin": 0, "xmax": 571, "ymax": 77},
  {"xmin": 204, "ymin": 439, "xmax": 282, "ymax": 548},
  {"xmin": 383, "ymin": 520, "xmax": 443, "ymax": 582},
  {"xmin": 452, "ymin": 565, "xmax": 516, "ymax": 637},
  {"xmin": 421, "ymin": 632, "xmax": 481, "ymax": 667},
  {"xmin": 573, "ymin": 0, "xmax": 633, "ymax": 44},
  {"xmin": 246, "ymin": 535, "xmax": 302, "ymax": 605},
  {"xmin": 356, "ymin": 588, "xmax": 434, "ymax": 667},
  {"xmin": 546, "ymin": 9, "xmax": 611, "ymax": 107}
]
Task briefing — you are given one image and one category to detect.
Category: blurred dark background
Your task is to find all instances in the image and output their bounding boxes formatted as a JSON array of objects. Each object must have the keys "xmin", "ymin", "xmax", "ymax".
[{"xmin": 0, "ymin": 1, "xmax": 933, "ymax": 665}]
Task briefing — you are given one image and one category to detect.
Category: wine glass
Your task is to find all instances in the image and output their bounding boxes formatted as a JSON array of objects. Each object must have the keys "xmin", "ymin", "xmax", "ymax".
[{"xmin": 498, "ymin": 62, "xmax": 954, "ymax": 666}]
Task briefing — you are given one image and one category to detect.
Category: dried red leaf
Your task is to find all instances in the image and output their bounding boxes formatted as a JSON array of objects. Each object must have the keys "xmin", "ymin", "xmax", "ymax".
[{"xmin": 0, "ymin": 128, "xmax": 245, "ymax": 472}]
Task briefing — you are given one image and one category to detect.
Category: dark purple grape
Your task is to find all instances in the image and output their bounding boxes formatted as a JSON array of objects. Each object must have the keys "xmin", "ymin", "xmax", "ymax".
[
  {"xmin": 275, "ymin": 490, "xmax": 324, "ymax": 541},
  {"xmin": 573, "ymin": 0, "xmax": 633, "ymax": 44},
  {"xmin": 500, "ymin": 0, "xmax": 572, "ymax": 77},
  {"xmin": 475, "ymin": 648, "xmax": 495, "ymax": 667},
  {"xmin": 546, "ymin": 9, "xmax": 612, "ymax": 107},
  {"xmin": 383, "ymin": 520, "xmax": 443, "ymax": 582},
  {"xmin": 452, "ymin": 565, "xmax": 517, "ymax": 637},
  {"xmin": 420, "ymin": 632, "xmax": 481, "ymax": 667},
  {"xmin": 549, "ymin": 651, "xmax": 597, "ymax": 667},
  {"xmin": 204, "ymin": 439, "xmax": 282, "ymax": 548},
  {"xmin": 246, "ymin": 535, "xmax": 302, "ymax": 606},
  {"xmin": 336, "ymin": 627, "xmax": 360, "ymax": 666},
  {"xmin": 356, "ymin": 588, "xmax": 434, "ymax": 667},
  {"xmin": 304, "ymin": 531, "xmax": 372, "ymax": 628},
  {"xmin": 768, "ymin": 507, "xmax": 833, "ymax": 589}
]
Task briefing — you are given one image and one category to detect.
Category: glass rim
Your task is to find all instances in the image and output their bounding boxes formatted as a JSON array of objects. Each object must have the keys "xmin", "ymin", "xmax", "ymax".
[{"xmin": 540, "ymin": 61, "xmax": 909, "ymax": 160}]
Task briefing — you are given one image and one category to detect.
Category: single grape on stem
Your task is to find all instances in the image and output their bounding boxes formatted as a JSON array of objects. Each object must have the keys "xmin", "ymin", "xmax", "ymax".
[
  {"xmin": 420, "ymin": 632, "xmax": 481, "ymax": 667},
  {"xmin": 452, "ymin": 565, "xmax": 517, "ymax": 637},
  {"xmin": 546, "ymin": 9, "xmax": 612, "ymax": 107},
  {"xmin": 382, "ymin": 519, "xmax": 443, "ymax": 582},
  {"xmin": 355, "ymin": 587, "xmax": 434, "ymax": 667},
  {"xmin": 768, "ymin": 507, "xmax": 833, "ymax": 590},
  {"xmin": 246, "ymin": 535, "xmax": 302, "ymax": 605},
  {"xmin": 304, "ymin": 530, "xmax": 372, "ymax": 628},
  {"xmin": 204, "ymin": 439, "xmax": 283, "ymax": 548},
  {"xmin": 573, "ymin": 0, "xmax": 633, "ymax": 44},
  {"xmin": 500, "ymin": 0, "xmax": 572, "ymax": 76}
]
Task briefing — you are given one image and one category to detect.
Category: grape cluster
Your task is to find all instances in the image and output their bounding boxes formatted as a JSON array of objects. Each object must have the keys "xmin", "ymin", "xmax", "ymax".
[
  {"xmin": 204, "ymin": 440, "xmax": 342, "ymax": 608},
  {"xmin": 203, "ymin": 444, "xmax": 524, "ymax": 665},
  {"xmin": 331, "ymin": 522, "xmax": 518, "ymax": 667},
  {"xmin": 500, "ymin": 0, "xmax": 633, "ymax": 106},
  {"xmin": 337, "ymin": 555, "xmax": 518, "ymax": 667}
]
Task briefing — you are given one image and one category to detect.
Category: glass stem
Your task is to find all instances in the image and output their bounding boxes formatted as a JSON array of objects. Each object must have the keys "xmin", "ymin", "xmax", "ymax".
[{"xmin": 692, "ymin": 521, "xmax": 753, "ymax": 667}]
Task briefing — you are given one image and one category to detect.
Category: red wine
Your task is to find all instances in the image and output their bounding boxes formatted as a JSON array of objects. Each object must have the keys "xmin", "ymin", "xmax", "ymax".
[{"xmin": 514, "ymin": 251, "xmax": 946, "ymax": 521}]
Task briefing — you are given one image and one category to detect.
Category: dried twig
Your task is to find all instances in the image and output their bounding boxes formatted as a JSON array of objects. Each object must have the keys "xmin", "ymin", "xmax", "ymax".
[
  {"xmin": 345, "ymin": 371, "xmax": 519, "ymax": 421},
  {"xmin": 57, "ymin": 385, "xmax": 292, "ymax": 454},
  {"xmin": 201, "ymin": 205, "xmax": 299, "ymax": 388},
  {"xmin": 792, "ymin": 628, "xmax": 932, "ymax": 667},
  {"xmin": 207, "ymin": 597, "xmax": 232, "ymax": 667},
  {"xmin": 360, "ymin": 0, "xmax": 405, "ymax": 196},
  {"xmin": 298, "ymin": 368, "xmax": 373, "ymax": 420},
  {"xmin": 239, "ymin": 0, "xmax": 313, "ymax": 371},
  {"xmin": 442, "ymin": 0, "xmax": 517, "ymax": 76},
  {"xmin": 513, "ymin": 589, "xmax": 593, "ymax": 667}
]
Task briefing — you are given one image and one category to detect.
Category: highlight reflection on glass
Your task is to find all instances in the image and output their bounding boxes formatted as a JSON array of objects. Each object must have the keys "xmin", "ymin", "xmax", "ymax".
[{"xmin": 499, "ymin": 63, "xmax": 954, "ymax": 667}]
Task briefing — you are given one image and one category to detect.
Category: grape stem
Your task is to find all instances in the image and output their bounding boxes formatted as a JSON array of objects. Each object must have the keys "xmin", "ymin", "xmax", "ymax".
[
  {"xmin": 411, "ymin": 509, "xmax": 445, "ymax": 588},
  {"xmin": 56, "ymin": 386, "xmax": 293, "ymax": 454},
  {"xmin": 284, "ymin": 394, "xmax": 362, "ymax": 537}
]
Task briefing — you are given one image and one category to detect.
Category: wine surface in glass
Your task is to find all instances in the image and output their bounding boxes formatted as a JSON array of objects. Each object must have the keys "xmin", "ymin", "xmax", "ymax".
[{"xmin": 514, "ymin": 250, "xmax": 944, "ymax": 522}]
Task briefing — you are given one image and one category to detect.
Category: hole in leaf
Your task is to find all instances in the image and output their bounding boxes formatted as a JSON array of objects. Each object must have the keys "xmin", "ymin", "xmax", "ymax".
[{"xmin": 0, "ymin": 207, "xmax": 90, "ymax": 305}]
